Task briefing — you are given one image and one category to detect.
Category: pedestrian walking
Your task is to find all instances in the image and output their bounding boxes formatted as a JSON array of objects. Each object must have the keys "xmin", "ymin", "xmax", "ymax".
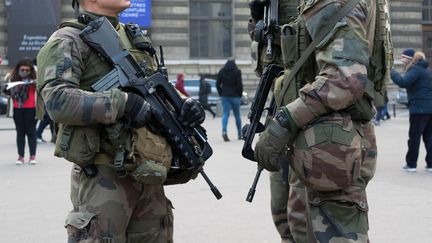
[
  {"xmin": 391, "ymin": 50, "xmax": 432, "ymax": 172},
  {"xmin": 216, "ymin": 58, "xmax": 243, "ymax": 141},
  {"xmin": 36, "ymin": 108, "xmax": 54, "ymax": 143},
  {"xmin": 175, "ymin": 73, "xmax": 189, "ymax": 97},
  {"xmin": 373, "ymin": 90, "xmax": 385, "ymax": 126},
  {"xmin": 3, "ymin": 58, "xmax": 38, "ymax": 165},
  {"xmin": 199, "ymin": 75, "xmax": 216, "ymax": 118}
]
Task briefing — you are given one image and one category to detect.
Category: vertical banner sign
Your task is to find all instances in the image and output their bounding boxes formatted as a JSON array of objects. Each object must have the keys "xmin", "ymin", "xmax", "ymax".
[
  {"xmin": 119, "ymin": 0, "xmax": 152, "ymax": 28},
  {"xmin": 7, "ymin": 0, "xmax": 61, "ymax": 66}
]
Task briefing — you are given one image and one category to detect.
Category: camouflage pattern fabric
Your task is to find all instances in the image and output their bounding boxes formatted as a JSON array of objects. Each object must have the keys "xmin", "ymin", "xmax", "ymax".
[
  {"xmin": 66, "ymin": 165, "xmax": 173, "ymax": 243},
  {"xmin": 275, "ymin": 0, "xmax": 380, "ymax": 242},
  {"xmin": 270, "ymin": 170, "xmax": 293, "ymax": 243},
  {"xmin": 37, "ymin": 12, "xmax": 174, "ymax": 242},
  {"xmin": 266, "ymin": 1, "xmax": 301, "ymax": 242},
  {"xmin": 287, "ymin": 172, "xmax": 307, "ymax": 243},
  {"xmin": 36, "ymin": 23, "xmax": 126, "ymax": 126}
]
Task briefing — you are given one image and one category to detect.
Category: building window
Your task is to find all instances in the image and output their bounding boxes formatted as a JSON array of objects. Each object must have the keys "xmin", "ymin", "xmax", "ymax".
[
  {"xmin": 190, "ymin": 1, "xmax": 232, "ymax": 59},
  {"xmin": 423, "ymin": 0, "xmax": 432, "ymax": 22}
]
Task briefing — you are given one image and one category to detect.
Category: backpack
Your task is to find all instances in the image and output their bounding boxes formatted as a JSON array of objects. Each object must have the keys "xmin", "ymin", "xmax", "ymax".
[{"xmin": 277, "ymin": 0, "xmax": 393, "ymax": 120}]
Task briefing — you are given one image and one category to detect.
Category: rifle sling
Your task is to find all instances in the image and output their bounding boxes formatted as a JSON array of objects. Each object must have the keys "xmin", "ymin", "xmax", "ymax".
[{"xmin": 277, "ymin": 0, "xmax": 361, "ymax": 108}]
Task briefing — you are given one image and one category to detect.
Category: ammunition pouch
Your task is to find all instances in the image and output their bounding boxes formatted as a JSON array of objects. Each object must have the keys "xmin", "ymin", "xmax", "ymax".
[
  {"xmin": 54, "ymin": 125, "xmax": 100, "ymax": 167},
  {"xmin": 280, "ymin": 24, "xmax": 297, "ymax": 68},
  {"xmin": 129, "ymin": 127, "xmax": 173, "ymax": 184}
]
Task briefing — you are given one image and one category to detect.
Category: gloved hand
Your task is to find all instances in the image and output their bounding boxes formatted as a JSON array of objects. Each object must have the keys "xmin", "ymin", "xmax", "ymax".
[
  {"xmin": 254, "ymin": 107, "xmax": 299, "ymax": 171},
  {"xmin": 179, "ymin": 98, "xmax": 205, "ymax": 127},
  {"xmin": 124, "ymin": 92, "xmax": 156, "ymax": 128}
]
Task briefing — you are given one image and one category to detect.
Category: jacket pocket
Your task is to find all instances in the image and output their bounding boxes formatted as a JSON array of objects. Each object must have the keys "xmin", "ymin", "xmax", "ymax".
[
  {"xmin": 291, "ymin": 113, "xmax": 362, "ymax": 191},
  {"xmin": 65, "ymin": 211, "xmax": 98, "ymax": 241},
  {"xmin": 54, "ymin": 125, "xmax": 101, "ymax": 166}
]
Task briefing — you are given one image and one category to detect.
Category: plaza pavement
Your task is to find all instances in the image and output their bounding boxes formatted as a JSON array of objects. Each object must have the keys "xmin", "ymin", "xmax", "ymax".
[{"xmin": 0, "ymin": 106, "xmax": 431, "ymax": 243}]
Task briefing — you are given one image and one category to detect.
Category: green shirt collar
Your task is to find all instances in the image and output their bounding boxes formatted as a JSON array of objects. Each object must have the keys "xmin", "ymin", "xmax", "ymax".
[{"xmin": 82, "ymin": 10, "xmax": 119, "ymax": 29}]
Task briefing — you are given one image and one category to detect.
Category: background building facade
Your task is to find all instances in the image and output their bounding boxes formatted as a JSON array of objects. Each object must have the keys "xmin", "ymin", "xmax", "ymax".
[{"xmin": 0, "ymin": 0, "xmax": 427, "ymax": 94}]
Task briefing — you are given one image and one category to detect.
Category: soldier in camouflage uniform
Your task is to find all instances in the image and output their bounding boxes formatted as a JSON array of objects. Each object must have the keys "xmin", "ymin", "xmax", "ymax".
[
  {"xmin": 248, "ymin": 1, "xmax": 300, "ymax": 242},
  {"xmin": 253, "ymin": 0, "xmax": 392, "ymax": 242},
  {"xmin": 36, "ymin": 0, "xmax": 205, "ymax": 242}
]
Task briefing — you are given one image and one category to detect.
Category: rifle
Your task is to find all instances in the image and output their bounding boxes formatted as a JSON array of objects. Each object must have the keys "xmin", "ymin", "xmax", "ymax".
[
  {"xmin": 242, "ymin": 64, "xmax": 283, "ymax": 202},
  {"xmin": 254, "ymin": 0, "xmax": 279, "ymax": 59},
  {"xmin": 79, "ymin": 17, "xmax": 222, "ymax": 200}
]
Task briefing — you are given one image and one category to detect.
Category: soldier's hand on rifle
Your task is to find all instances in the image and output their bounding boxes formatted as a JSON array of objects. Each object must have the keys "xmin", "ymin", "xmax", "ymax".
[
  {"xmin": 124, "ymin": 92, "xmax": 157, "ymax": 128},
  {"xmin": 179, "ymin": 98, "xmax": 205, "ymax": 128},
  {"xmin": 254, "ymin": 107, "xmax": 299, "ymax": 171}
]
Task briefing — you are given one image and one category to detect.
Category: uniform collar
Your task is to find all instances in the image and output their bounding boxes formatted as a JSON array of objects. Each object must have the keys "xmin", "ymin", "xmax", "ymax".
[{"xmin": 82, "ymin": 10, "xmax": 120, "ymax": 29}]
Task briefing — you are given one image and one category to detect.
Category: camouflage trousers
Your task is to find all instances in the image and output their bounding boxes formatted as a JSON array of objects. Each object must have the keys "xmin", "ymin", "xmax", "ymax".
[
  {"xmin": 282, "ymin": 120, "xmax": 377, "ymax": 243},
  {"xmin": 270, "ymin": 170, "xmax": 295, "ymax": 243},
  {"xmin": 65, "ymin": 165, "xmax": 174, "ymax": 243}
]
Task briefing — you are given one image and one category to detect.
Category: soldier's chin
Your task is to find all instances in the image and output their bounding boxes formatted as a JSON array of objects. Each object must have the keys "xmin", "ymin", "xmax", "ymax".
[{"xmin": 119, "ymin": 3, "xmax": 132, "ymax": 12}]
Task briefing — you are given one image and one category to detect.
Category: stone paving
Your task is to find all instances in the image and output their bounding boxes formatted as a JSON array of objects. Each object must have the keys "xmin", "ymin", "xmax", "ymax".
[{"xmin": 0, "ymin": 106, "xmax": 431, "ymax": 242}]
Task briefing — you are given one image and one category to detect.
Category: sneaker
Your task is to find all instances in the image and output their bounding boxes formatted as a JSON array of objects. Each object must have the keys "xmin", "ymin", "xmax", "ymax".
[
  {"xmin": 16, "ymin": 156, "xmax": 24, "ymax": 165},
  {"xmin": 425, "ymin": 166, "xmax": 432, "ymax": 173},
  {"xmin": 222, "ymin": 132, "xmax": 230, "ymax": 142},
  {"xmin": 403, "ymin": 165, "xmax": 417, "ymax": 172},
  {"xmin": 37, "ymin": 138, "xmax": 46, "ymax": 144},
  {"xmin": 29, "ymin": 155, "xmax": 37, "ymax": 165}
]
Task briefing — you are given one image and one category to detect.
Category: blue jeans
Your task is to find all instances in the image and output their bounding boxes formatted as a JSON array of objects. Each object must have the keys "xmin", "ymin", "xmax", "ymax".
[{"xmin": 221, "ymin": 97, "xmax": 242, "ymax": 136}]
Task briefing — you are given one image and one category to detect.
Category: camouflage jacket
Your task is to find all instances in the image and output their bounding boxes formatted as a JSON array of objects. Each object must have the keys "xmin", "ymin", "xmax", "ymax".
[
  {"xmin": 36, "ymin": 13, "xmax": 150, "ymax": 126},
  {"xmin": 285, "ymin": 0, "xmax": 377, "ymax": 128}
]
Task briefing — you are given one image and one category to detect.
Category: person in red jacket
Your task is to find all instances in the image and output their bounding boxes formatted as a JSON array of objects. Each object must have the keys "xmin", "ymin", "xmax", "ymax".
[
  {"xmin": 4, "ymin": 58, "xmax": 38, "ymax": 165},
  {"xmin": 175, "ymin": 73, "xmax": 189, "ymax": 97}
]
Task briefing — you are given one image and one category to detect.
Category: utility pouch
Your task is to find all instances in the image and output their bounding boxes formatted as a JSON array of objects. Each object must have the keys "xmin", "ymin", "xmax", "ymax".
[
  {"xmin": 54, "ymin": 124, "xmax": 100, "ymax": 167},
  {"xmin": 291, "ymin": 112, "xmax": 362, "ymax": 191},
  {"xmin": 281, "ymin": 24, "xmax": 298, "ymax": 68},
  {"xmin": 130, "ymin": 127, "xmax": 172, "ymax": 184},
  {"xmin": 131, "ymin": 160, "xmax": 168, "ymax": 185}
]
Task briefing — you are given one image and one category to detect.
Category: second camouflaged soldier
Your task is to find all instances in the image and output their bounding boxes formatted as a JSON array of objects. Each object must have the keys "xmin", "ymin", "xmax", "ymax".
[
  {"xmin": 254, "ymin": 0, "xmax": 392, "ymax": 242},
  {"xmin": 248, "ymin": 0, "xmax": 300, "ymax": 242},
  {"xmin": 37, "ymin": 0, "xmax": 205, "ymax": 242}
]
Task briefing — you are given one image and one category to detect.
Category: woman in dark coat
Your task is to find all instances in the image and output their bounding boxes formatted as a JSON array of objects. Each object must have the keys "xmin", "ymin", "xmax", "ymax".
[
  {"xmin": 217, "ymin": 58, "xmax": 243, "ymax": 141},
  {"xmin": 391, "ymin": 51, "xmax": 432, "ymax": 172}
]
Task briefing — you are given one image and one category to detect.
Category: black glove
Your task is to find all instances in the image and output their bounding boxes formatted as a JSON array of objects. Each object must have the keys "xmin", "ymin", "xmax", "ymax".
[
  {"xmin": 249, "ymin": 0, "xmax": 267, "ymax": 22},
  {"xmin": 178, "ymin": 98, "xmax": 205, "ymax": 127},
  {"xmin": 124, "ymin": 93, "xmax": 155, "ymax": 128},
  {"xmin": 254, "ymin": 108, "xmax": 299, "ymax": 171}
]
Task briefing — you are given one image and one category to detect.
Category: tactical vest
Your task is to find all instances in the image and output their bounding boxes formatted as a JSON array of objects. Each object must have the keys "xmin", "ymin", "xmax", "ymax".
[
  {"xmin": 52, "ymin": 18, "xmax": 173, "ymax": 180},
  {"xmin": 276, "ymin": 0, "xmax": 393, "ymax": 120}
]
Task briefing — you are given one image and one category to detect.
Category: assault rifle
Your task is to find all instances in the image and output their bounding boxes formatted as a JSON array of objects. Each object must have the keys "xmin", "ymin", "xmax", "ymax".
[
  {"xmin": 80, "ymin": 17, "xmax": 222, "ymax": 199},
  {"xmin": 242, "ymin": 64, "xmax": 283, "ymax": 202},
  {"xmin": 254, "ymin": 0, "xmax": 279, "ymax": 58}
]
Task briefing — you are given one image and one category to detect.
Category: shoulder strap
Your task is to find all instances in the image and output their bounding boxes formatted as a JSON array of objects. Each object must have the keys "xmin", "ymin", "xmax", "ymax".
[{"xmin": 277, "ymin": 0, "xmax": 361, "ymax": 107}]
